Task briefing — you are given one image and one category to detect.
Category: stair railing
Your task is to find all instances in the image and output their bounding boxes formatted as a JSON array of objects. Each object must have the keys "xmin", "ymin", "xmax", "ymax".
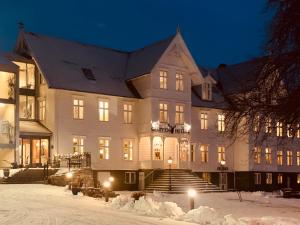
[{"xmin": 144, "ymin": 168, "xmax": 163, "ymax": 188}]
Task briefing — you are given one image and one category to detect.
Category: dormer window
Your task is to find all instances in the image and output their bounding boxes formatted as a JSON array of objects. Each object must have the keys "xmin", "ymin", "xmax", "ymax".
[{"xmin": 202, "ymin": 83, "xmax": 212, "ymax": 100}]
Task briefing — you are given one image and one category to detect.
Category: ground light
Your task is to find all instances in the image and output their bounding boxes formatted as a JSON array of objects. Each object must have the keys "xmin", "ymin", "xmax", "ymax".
[
  {"xmin": 66, "ymin": 172, "xmax": 73, "ymax": 179},
  {"xmin": 187, "ymin": 189, "xmax": 197, "ymax": 210},
  {"xmin": 103, "ymin": 181, "xmax": 111, "ymax": 202},
  {"xmin": 109, "ymin": 176, "xmax": 114, "ymax": 182}
]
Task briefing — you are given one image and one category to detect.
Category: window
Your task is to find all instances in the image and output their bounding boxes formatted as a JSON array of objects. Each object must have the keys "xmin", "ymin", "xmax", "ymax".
[
  {"xmin": 265, "ymin": 148, "xmax": 272, "ymax": 164},
  {"xmin": 190, "ymin": 144, "xmax": 195, "ymax": 162},
  {"xmin": 123, "ymin": 139, "xmax": 133, "ymax": 160},
  {"xmin": 176, "ymin": 73, "xmax": 184, "ymax": 91},
  {"xmin": 297, "ymin": 174, "xmax": 300, "ymax": 184},
  {"xmin": 254, "ymin": 116, "xmax": 260, "ymax": 132},
  {"xmin": 175, "ymin": 105, "xmax": 184, "ymax": 124},
  {"xmin": 287, "ymin": 151, "xmax": 293, "ymax": 166},
  {"xmin": 14, "ymin": 62, "xmax": 35, "ymax": 89},
  {"xmin": 278, "ymin": 174, "xmax": 283, "ymax": 184},
  {"xmin": 159, "ymin": 103, "xmax": 168, "ymax": 123},
  {"xmin": 99, "ymin": 100, "xmax": 109, "ymax": 121},
  {"xmin": 276, "ymin": 121, "xmax": 283, "ymax": 137},
  {"xmin": 297, "ymin": 151, "xmax": 300, "ymax": 166},
  {"xmin": 159, "ymin": 71, "xmax": 168, "ymax": 89},
  {"xmin": 265, "ymin": 118, "xmax": 272, "ymax": 133},
  {"xmin": 254, "ymin": 147, "xmax": 261, "ymax": 164},
  {"xmin": 73, "ymin": 136, "xmax": 84, "ymax": 153},
  {"xmin": 217, "ymin": 114, "xmax": 225, "ymax": 132},
  {"xmin": 287, "ymin": 124, "xmax": 293, "ymax": 137},
  {"xmin": 200, "ymin": 113, "xmax": 208, "ymax": 130},
  {"xmin": 19, "ymin": 95, "xmax": 35, "ymax": 119},
  {"xmin": 99, "ymin": 138, "xmax": 109, "ymax": 160},
  {"xmin": 200, "ymin": 144, "xmax": 209, "ymax": 163},
  {"xmin": 125, "ymin": 172, "xmax": 136, "ymax": 184},
  {"xmin": 202, "ymin": 83, "xmax": 212, "ymax": 100},
  {"xmin": 73, "ymin": 98, "xmax": 84, "ymax": 119},
  {"xmin": 297, "ymin": 124, "xmax": 300, "ymax": 138},
  {"xmin": 153, "ymin": 137, "xmax": 162, "ymax": 160},
  {"xmin": 217, "ymin": 146, "xmax": 225, "ymax": 163},
  {"xmin": 277, "ymin": 150, "xmax": 283, "ymax": 166},
  {"xmin": 266, "ymin": 173, "xmax": 272, "ymax": 184},
  {"xmin": 123, "ymin": 103, "xmax": 133, "ymax": 124},
  {"xmin": 254, "ymin": 173, "xmax": 261, "ymax": 185},
  {"xmin": 39, "ymin": 99, "xmax": 46, "ymax": 121}
]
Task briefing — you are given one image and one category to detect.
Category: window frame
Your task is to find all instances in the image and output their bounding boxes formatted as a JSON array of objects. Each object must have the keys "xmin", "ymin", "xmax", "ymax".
[
  {"xmin": 217, "ymin": 114, "xmax": 225, "ymax": 132},
  {"xmin": 265, "ymin": 148, "xmax": 272, "ymax": 164},
  {"xmin": 123, "ymin": 139, "xmax": 133, "ymax": 161},
  {"xmin": 99, "ymin": 137, "xmax": 110, "ymax": 160},
  {"xmin": 159, "ymin": 70, "xmax": 168, "ymax": 89},
  {"xmin": 73, "ymin": 97, "xmax": 84, "ymax": 120},
  {"xmin": 175, "ymin": 104, "xmax": 184, "ymax": 125},
  {"xmin": 124, "ymin": 172, "xmax": 136, "ymax": 184},
  {"xmin": 123, "ymin": 103, "xmax": 133, "ymax": 124},
  {"xmin": 200, "ymin": 144, "xmax": 209, "ymax": 163},
  {"xmin": 99, "ymin": 100, "xmax": 109, "ymax": 122},
  {"xmin": 217, "ymin": 146, "xmax": 225, "ymax": 163},
  {"xmin": 39, "ymin": 98, "xmax": 46, "ymax": 121},
  {"xmin": 254, "ymin": 173, "xmax": 261, "ymax": 185},
  {"xmin": 72, "ymin": 136, "xmax": 85, "ymax": 154},
  {"xmin": 200, "ymin": 112, "xmax": 208, "ymax": 130},
  {"xmin": 175, "ymin": 72, "xmax": 184, "ymax": 91},
  {"xmin": 159, "ymin": 103, "xmax": 168, "ymax": 123}
]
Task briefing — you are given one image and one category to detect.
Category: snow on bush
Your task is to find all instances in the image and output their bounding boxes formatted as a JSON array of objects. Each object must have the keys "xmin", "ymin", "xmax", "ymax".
[{"xmin": 182, "ymin": 206, "xmax": 220, "ymax": 224}]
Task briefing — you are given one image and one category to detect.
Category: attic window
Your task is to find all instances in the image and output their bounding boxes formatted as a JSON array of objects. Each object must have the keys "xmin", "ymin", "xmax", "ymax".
[
  {"xmin": 82, "ymin": 68, "xmax": 96, "ymax": 81},
  {"xmin": 202, "ymin": 83, "xmax": 212, "ymax": 101}
]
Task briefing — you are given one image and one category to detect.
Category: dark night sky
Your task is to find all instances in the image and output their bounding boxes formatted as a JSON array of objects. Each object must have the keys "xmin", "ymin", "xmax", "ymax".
[{"xmin": 0, "ymin": 0, "xmax": 271, "ymax": 68}]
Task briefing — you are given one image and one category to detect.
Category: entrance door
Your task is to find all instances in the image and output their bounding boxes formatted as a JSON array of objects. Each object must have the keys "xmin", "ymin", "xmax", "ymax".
[
  {"xmin": 287, "ymin": 177, "xmax": 291, "ymax": 188},
  {"xmin": 219, "ymin": 173, "xmax": 227, "ymax": 190}
]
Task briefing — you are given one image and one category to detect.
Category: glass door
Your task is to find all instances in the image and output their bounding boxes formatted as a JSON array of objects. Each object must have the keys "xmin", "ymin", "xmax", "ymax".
[
  {"xmin": 32, "ymin": 139, "xmax": 41, "ymax": 164},
  {"xmin": 22, "ymin": 139, "xmax": 31, "ymax": 165}
]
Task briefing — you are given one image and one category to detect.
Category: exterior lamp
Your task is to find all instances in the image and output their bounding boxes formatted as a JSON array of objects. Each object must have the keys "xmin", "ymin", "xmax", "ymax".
[
  {"xmin": 109, "ymin": 176, "xmax": 114, "ymax": 182},
  {"xmin": 103, "ymin": 181, "xmax": 111, "ymax": 202},
  {"xmin": 187, "ymin": 189, "xmax": 197, "ymax": 210},
  {"xmin": 167, "ymin": 157, "xmax": 173, "ymax": 165},
  {"xmin": 66, "ymin": 172, "xmax": 73, "ymax": 179},
  {"xmin": 168, "ymin": 157, "xmax": 173, "ymax": 192},
  {"xmin": 220, "ymin": 160, "xmax": 226, "ymax": 166}
]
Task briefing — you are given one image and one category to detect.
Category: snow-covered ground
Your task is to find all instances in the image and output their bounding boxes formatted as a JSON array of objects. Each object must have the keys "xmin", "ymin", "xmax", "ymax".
[{"xmin": 0, "ymin": 184, "xmax": 299, "ymax": 225}]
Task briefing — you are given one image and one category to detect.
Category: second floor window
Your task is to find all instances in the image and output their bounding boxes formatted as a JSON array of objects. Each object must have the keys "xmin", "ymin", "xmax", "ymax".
[
  {"xmin": 99, "ymin": 100, "xmax": 109, "ymax": 121},
  {"xmin": 99, "ymin": 138, "xmax": 109, "ymax": 160},
  {"xmin": 14, "ymin": 62, "xmax": 35, "ymax": 89},
  {"xmin": 265, "ymin": 148, "xmax": 272, "ymax": 164},
  {"xmin": 73, "ymin": 136, "xmax": 84, "ymax": 153},
  {"xmin": 20, "ymin": 95, "xmax": 35, "ymax": 119},
  {"xmin": 254, "ymin": 147, "xmax": 261, "ymax": 164},
  {"xmin": 159, "ymin": 103, "xmax": 168, "ymax": 123},
  {"xmin": 73, "ymin": 98, "xmax": 84, "ymax": 119},
  {"xmin": 200, "ymin": 144, "xmax": 208, "ymax": 163},
  {"xmin": 39, "ymin": 99, "xmax": 46, "ymax": 121},
  {"xmin": 123, "ymin": 139, "xmax": 133, "ymax": 160},
  {"xmin": 217, "ymin": 146, "xmax": 225, "ymax": 163},
  {"xmin": 265, "ymin": 118, "xmax": 272, "ymax": 133},
  {"xmin": 175, "ymin": 105, "xmax": 184, "ymax": 124},
  {"xmin": 276, "ymin": 121, "xmax": 283, "ymax": 137},
  {"xmin": 277, "ymin": 150, "xmax": 283, "ymax": 166},
  {"xmin": 176, "ymin": 73, "xmax": 184, "ymax": 91},
  {"xmin": 200, "ymin": 113, "xmax": 208, "ymax": 130},
  {"xmin": 287, "ymin": 124, "xmax": 293, "ymax": 137},
  {"xmin": 297, "ymin": 151, "xmax": 300, "ymax": 166},
  {"xmin": 123, "ymin": 103, "xmax": 133, "ymax": 124},
  {"xmin": 217, "ymin": 114, "xmax": 225, "ymax": 132},
  {"xmin": 159, "ymin": 71, "xmax": 168, "ymax": 89},
  {"xmin": 287, "ymin": 150, "xmax": 293, "ymax": 166}
]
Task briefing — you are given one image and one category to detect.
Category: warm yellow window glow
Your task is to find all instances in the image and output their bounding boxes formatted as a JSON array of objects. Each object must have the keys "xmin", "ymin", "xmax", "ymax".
[
  {"xmin": 265, "ymin": 148, "xmax": 272, "ymax": 164},
  {"xmin": 13, "ymin": 61, "xmax": 35, "ymax": 89},
  {"xmin": 159, "ymin": 71, "xmax": 168, "ymax": 89},
  {"xmin": 123, "ymin": 103, "xmax": 133, "ymax": 124},
  {"xmin": 277, "ymin": 150, "xmax": 283, "ymax": 166},
  {"xmin": 266, "ymin": 173, "xmax": 272, "ymax": 184},
  {"xmin": 153, "ymin": 136, "xmax": 162, "ymax": 160},
  {"xmin": 73, "ymin": 98, "xmax": 84, "ymax": 119},
  {"xmin": 175, "ymin": 105, "xmax": 184, "ymax": 124},
  {"xmin": 200, "ymin": 113, "xmax": 208, "ymax": 130},
  {"xmin": 99, "ymin": 100, "xmax": 109, "ymax": 121},
  {"xmin": 254, "ymin": 147, "xmax": 261, "ymax": 164},
  {"xmin": 200, "ymin": 144, "xmax": 208, "ymax": 163},
  {"xmin": 73, "ymin": 136, "xmax": 84, "ymax": 153},
  {"xmin": 217, "ymin": 114, "xmax": 225, "ymax": 132},
  {"xmin": 287, "ymin": 150, "xmax": 293, "ymax": 166},
  {"xmin": 176, "ymin": 73, "xmax": 184, "ymax": 91},
  {"xmin": 278, "ymin": 174, "xmax": 283, "ymax": 184},
  {"xmin": 159, "ymin": 103, "xmax": 168, "ymax": 123},
  {"xmin": 99, "ymin": 138, "xmax": 109, "ymax": 160},
  {"xmin": 297, "ymin": 151, "xmax": 300, "ymax": 166},
  {"xmin": 287, "ymin": 124, "xmax": 293, "ymax": 137},
  {"xmin": 20, "ymin": 95, "xmax": 35, "ymax": 119},
  {"xmin": 217, "ymin": 146, "xmax": 225, "ymax": 163},
  {"xmin": 265, "ymin": 118, "xmax": 272, "ymax": 133},
  {"xmin": 123, "ymin": 139, "xmax": 133, "ymax": 160},
  {"xmin": 39, "ymin": 99, "xmax": 46, "ymax": 121},
  {"xmin": 276, "ymin": 121, "xmax": 283, "ymax": 137}
]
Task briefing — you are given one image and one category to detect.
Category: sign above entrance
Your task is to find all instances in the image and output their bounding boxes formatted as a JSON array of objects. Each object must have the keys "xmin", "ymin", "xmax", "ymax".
[{"xmin": 151, "ymin": 121, "xmax": 191, "ymax": 134}]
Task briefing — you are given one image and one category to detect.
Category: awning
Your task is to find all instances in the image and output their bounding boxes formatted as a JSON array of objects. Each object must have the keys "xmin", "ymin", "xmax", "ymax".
[{"xmin": 19, "ymin": 121, "xmax": 52, "ymax": 137}]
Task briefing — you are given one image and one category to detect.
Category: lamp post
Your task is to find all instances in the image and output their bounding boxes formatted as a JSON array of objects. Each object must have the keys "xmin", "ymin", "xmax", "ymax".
[
  {"xmin": 167, "ymin": 157, "xmax": 173, "ymax": 192},
  {"xmin": 103, "ymin": 181, "xmax": 111, "ymax": 202},
  {"xmin": 187, "ymin": 189, "xmax": 197, "ymax": 210}
]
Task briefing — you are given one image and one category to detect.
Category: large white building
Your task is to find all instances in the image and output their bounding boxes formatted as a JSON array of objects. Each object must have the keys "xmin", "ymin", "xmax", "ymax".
[{"xmin": 0, "ymin": 27, "xmax": 300, "ymax": 191}]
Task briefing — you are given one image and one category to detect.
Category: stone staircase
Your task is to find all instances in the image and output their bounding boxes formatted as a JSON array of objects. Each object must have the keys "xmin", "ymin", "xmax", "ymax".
[
  {"xmin": 1, "ymin": 168, "xmax": 57, "ymax": 184},
  {"xmin": 145, "ymin": 170, "xmax": 221, "ymax": 193}
]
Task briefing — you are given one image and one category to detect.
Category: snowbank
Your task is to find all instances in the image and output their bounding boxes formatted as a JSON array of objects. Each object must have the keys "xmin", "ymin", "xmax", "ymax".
[{"xmin": 0, "ymin": 168, "xmax": 24, "ymax": 178}]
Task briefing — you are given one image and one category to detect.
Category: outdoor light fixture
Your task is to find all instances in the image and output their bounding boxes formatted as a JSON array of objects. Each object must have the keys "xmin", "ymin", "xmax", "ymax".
[
  {"xmin": 109, "ymin": 176, "xmax": 114, "ymax": 182},
  {"xmin": 103, "ymin": 181, "xmax": 111, "ymax": 202},
  {"xmin": 187, "ymin": 189, "xmax": 197, "ymax": 210},
  {"xmin": 220, "ymin": 160, "xmax": 226, "ymax": 166},
  {"xmin": 168, "ymin": 157, "xmax": 173, "ymax": 192},
  {"xmin": 66, "ymin": 172, "xmax": 73, "ymax": 179},
  {"xmin": 103, "ymin": 181, "xmax": 111, "ymax": 188},
  {"xmin": 167, "ymin": 157, "xmax": 173, "ymax": 165}
]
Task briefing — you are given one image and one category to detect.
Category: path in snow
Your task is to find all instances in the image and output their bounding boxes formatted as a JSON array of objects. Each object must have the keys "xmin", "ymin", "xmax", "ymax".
[{"xmin": 0, "ymin": 184, "xmax": 195, "ymax": 225}]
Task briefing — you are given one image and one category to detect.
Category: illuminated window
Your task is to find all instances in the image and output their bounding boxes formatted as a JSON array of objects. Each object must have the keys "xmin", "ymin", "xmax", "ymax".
[
  {"xmin": 287, "ymin": 124, "xmax": 293, "ymax": 137},
  {"xmin": 153, "ymin": 137, "xmax": 162, "ymax": 160},
  {"xmin": 19, "ymin": 95, "xmax": 35, "ymax": 119},
  {"xmin": 265, "ymin": 118, "xmax": 272, "ymax": 133},
  {"xmin": 175, "ymin": 105, "xmax": 184, "ymax": 124},
  {"xmin": 159, "ymin": 71, "xmax": 168, "ymax": 89},
  {"xmin": 254, "ymin": 173, "xmax": 261, "ymax": 185},
  {"xmin": 266, "ymin": 173, "xmax": 272, "ymax": 184},
  {"xmin": 73, "ymin": 98, "xmax": 84, "ymax": 119},
  {"xmin": 123, "ymin": 139, "xmax": 133, "ymax": 160},
  {"xmin": 278, "ymin": 174, "xmax": 283, "ymax": 184},
  {"xmin": 73, "ymin": 136, "xmax": 84, "ymax": 153},
  {"xmin": 200, "ymin": 144, "xmax": 208, "ymax": 163},
  {"xmin": 99, "ymin": 100, "xmax": 109, "ymax": 121},
  {"xmin": 297, "ymin": 151, "xmax": 300, "ymax": 166},
  {"xmin": 254, "ymin": 116, "xmax": 259, "ymax": 132},
  {"xmin": 297, "ymin": 124, "xmax": 300, "ymax": 138},
  {"xmin": 254, "ymin": 147, "xmax": 261, "ymax": 164},
  {"xmin": 125, "ymin": 172, "xmax": 136, "ymax": 184},
  {"xmin": 13, "ymin": 62, "xmax": 35, "ymax": 89},
  {"xmin": 99, "ymin": 138, "xmax": 109, "ymax": 160},
  {"xmin": 217, "ymin": 146, "xmax": 225, "ymax": 163},
  {"xmin": 39, "ymin": 99, "xmax": 46, "ymax": 121},
  {"xmin": 277, "ymin": 150, "xmax": 283, "ymax": 166},
  {"xmin": 297, "ymin": 174, "xmax": 300, "ymax": 184},
  {"xmin": 176, "ymin": 73, "xmax": 184, "ymax": 91},
  {"xmin": 123, "ymin": 103, "xmax": 133, "ymax": 124},
  {"xmin": 265, "ymin": 148, "xmax": 272, "ymax": 164},
  {"xmin": 287, "ymin": 151, "xmax": 293, "ymax": 166},
  {"xmin": 200, "ymin": 113, "xmax": 208, "ymax": 130},
  {"xmin": 202, "ymin": 83, "xmax": 212, "ymax": 100},
  {"xmin": 159, "ymin": 103, "xmax": 168, "ymax": 123},
  {"xmin": 276, "ymin": 121, "xmax": 283, "ymax": 137},
  {"xmin": 217, "ymin": 114, "xmax": 225, "ymax": 132}
]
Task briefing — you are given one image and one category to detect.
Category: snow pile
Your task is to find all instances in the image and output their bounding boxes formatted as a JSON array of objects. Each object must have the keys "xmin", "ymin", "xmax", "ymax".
[
  {"xmin": 240, "ymin": 217, "xmax": 300, "ymax": 225},
  {"xmin": 182, "ymin": 206, "xmax": 220, "ymax": 224},
  {"xmin": 0, "ymin": 168, "xmax": 24, "ymax": 178}
]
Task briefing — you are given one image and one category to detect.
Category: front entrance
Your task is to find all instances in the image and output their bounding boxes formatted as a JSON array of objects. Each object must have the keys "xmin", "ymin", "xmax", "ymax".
[
  {"xmin": 219, "ymin": 172, "xmax": 228, "ymax": 190},
  {"xmin": 19, "ymin": 137, "xmax": 50, "ymax": 166}
]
